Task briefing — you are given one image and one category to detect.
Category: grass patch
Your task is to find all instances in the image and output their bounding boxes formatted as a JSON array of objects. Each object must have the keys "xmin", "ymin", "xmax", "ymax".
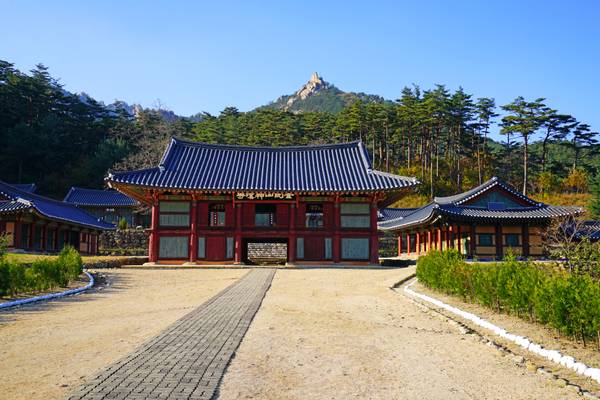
[{"xmin": 5, "ymin": 253, "xmax": 130, "ymax": 264}]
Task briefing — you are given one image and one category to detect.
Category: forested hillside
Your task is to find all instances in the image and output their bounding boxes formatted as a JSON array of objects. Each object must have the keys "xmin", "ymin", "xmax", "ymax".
[{"xmin": 1, "ymin": 60, "xmax": 599, "ymax": 214}]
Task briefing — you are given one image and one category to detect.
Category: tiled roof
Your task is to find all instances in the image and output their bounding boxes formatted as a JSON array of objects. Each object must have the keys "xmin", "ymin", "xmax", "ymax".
[
  {"xmin": 8, "ymin": 183, "xmax": 37, "ymax": 193},
  {"xmin": 378, "ymin": 207, "xmax": 419, "ymax": 221},
  {"xmin": 0, "ymin": 181, "xmax": 114, "ymax": 230},
  {"xmin": 378, "ymin": 203, "xmax": 439, "ymax": 230},
  {"xmin": 107, "ymin": 138, "xmax": 419, "ymax": 194},
  {"xmin": 572, "ymin": 220, "xmax": 600, "ymax": 241},
  {"xmin": 378, "ymin": 177, "xmax": 582, "ymax": 231},
  {"xmin": 64, "ymin": 187, "xmax": 138, "ymax": 207},
  {"xmin": 434, "ymin": 177, "xmax": 540, "ymax": 206}
]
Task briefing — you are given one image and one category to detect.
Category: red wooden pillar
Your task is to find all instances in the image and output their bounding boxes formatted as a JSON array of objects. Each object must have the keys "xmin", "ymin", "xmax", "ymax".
[
  {"xmin": 437, "ymin": 228, "xmax": 442, "ymax": 251},
  {"xmin": 288, "ymin": 203, "xmax": 296, "ymax": 263},
  {"xmin": 522, "ymin": 223, "xmax": 530, "ymax": 258},
  {"xmin": 397, "ymin": 234, "xmax": 403, "ymax": 256},
  {"xmin": 369, "ymin": 202, "xmax": 379, "ymax": 264},
  {"xmin": 446, "ymin": 226, "xmax": 451, "ymax": 249},
  {"xmin": 415, "ymin": 230, "xmax": 420, "ymax": 255},
  {"xmin": 469, "ymin": 224, "xmax": 476, "ymax": 258},
  {"xmin": 332, "ymin": 199, "xmax": 341, "ymax": 263},
  {"xmin": 14, "ymin": 217, "xmax": 22, "ymax": 249},
  {"xmin": 41, "ymin": 223, "xmax": 47, "ymax": 252},
  {"xmin": 406, "ymin": 233, "xmax": 411, "ymax": 255},
  {"xmin": 427, "ymin": 230, "xmax": 432, "ymax": 254},
  {"xmin": 456, "ymin": 225, "xmax": 462, "ymax": 254},
  {"xmin": 495, "ymin": 224, "xmax": 503, "ymax": 260},
  {"xmin": 189, "ymin": 199, "xmax": 198, "ymax": 262},
  {"xmin": 28, "ymin": 221, "xmax": 35, "ymax": 250},
  {"xmin": 234, "ymin": 203, "xmax": 243, "ymax": 264},
  {"xmin": 149, "ymin": 200, "xmax": 159, "ymax": 262}
]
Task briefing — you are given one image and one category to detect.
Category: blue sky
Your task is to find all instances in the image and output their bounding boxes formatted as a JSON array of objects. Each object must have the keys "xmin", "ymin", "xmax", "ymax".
[{"xmin": 2, "ymin": 0, "xmax": 599, "ymax": 136}]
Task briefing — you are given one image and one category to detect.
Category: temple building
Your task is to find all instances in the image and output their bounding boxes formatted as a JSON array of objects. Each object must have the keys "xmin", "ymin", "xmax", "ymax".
[
  {"xmin": 378, "ymin": 177, "xmax": 581, "ymax": 259},
  {"xmin": 0, "ymin": 181, "xmax": 114, "ymax": 255},
  {"xmin": 63, "ymin": 187, "xmax": 145, "ymax": 227},
  {"xmin": 106, "ymin": 138, "xmax": 418, "ymax": 265}
]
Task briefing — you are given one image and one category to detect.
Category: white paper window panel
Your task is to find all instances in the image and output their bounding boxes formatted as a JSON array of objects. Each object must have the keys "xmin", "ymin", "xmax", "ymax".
[
  {"xmin": 341, "ymin": 238, "xmax": 369, "ymax": 260},
  {"xmin": 159, "ymin": 236, "xmax": 189, "ymax": 258}
]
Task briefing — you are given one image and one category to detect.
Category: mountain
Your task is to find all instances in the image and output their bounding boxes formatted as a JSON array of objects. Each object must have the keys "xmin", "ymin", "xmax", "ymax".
[{"xmin": 260, "ymin": 72, "xmax": 388, "ymax": 114}]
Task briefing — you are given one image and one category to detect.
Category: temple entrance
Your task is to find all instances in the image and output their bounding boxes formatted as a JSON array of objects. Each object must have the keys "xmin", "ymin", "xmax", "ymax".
[{"xmin": 244, "ymin": 238, "xmax": 288, "ymax": 265}]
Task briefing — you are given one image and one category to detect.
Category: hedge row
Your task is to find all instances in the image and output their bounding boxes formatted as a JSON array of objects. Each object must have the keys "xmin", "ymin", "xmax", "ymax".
[
  {"xmin": 416, "ymin": 250, "xmax": 600, "ymax": 343},
  {"xmin": 0, "ymin": 246, "xmax": 83, "ymax": 297}
]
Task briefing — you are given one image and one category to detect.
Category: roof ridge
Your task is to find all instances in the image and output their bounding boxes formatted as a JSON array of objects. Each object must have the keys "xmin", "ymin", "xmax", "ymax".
[
  {"xmin": 371, "ymin": 169, "xmax": 420, "ymax": 183},
  {"xmin": 170, "ymin": 137, "xmax": 362, "ymax": 152},
  {"xmin": 69, "ymin": 186, "xmax": 115, "ymax": 192}
]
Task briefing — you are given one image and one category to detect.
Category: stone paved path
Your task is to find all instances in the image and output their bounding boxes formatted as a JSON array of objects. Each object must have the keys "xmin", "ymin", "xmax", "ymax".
[{"xmin": 66, "ymin": 269, "xmax": 275, "ymax": 400}]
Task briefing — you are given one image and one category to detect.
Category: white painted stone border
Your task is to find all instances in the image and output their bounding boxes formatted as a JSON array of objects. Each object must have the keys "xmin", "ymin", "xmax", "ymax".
[
  {"xmin": 0, "ymin": 270, "xmax": 94, "ymax": 310},
  {"xmin": 404, "ymin": 278, "xmax": 600, "ymax": 385}
]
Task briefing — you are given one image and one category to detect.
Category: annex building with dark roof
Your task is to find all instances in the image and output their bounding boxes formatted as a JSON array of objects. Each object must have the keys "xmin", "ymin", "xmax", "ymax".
[
  {"xmin": 107, "ymin": 138, "xmax": 419, "ymax": 265},
  {"xmin": 0, "ymin": 181, "xmax": 114, "ymax": 255},
  {"xmin": 63, "ymin": 187, "xmax": 145, "ymax": 227},
  {"xmin": 378, "ymin": 177, "xmax": 581, "ymax": 259}
]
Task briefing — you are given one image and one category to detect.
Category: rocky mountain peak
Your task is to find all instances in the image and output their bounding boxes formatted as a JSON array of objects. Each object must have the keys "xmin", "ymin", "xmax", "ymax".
[
  {"xmin": 286, "ymin": 72, "xmax": 330, "ymax": 108},
  {"xmin": 309, "ymin": 72, "xmax": 322, "ymax": 84}
]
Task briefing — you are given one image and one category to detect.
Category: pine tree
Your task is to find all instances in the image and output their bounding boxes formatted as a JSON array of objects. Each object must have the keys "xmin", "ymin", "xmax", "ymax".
[
  {"xmin": 590, "ymin": 173, "xmax": 600, "ymax": 219},
  {"xmin": 500, "ymin": 97, "xmax": 546, "ymax": 195}
]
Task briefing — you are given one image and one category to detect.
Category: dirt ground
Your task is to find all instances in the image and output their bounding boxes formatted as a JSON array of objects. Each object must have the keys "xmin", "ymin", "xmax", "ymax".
[
  {"xmin": 218, "ymin": 267, "xmax": 580, "ymax": 400},
  {"xmin": 0, "ymin": 268, "xmax": 246, "ymax": 400},
  {"xmin": 414, "ymin": 281, "xmax": 600, "ymax": 394}
]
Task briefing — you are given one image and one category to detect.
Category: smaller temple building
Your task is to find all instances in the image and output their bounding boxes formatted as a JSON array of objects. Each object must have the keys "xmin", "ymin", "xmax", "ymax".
[
  {"xmin": 107, "ymin": 138, "xmax": 419, "ymax": 265},
  {"xmin": 63, "ymin": 187, "xmax": 145, "ymax": 227},
  {"xmin": 0, "ymin": 181, "xmax": 114, "ymax": 255},
  {"xmin": 379, "ymin": 177, "xmax": 581, "ymax": 259}
]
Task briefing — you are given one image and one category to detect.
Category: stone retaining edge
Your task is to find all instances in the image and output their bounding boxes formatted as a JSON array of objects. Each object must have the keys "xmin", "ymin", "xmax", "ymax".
[
  {"xmin": 0, "ymin": 270, "xmax": 94, "ymax": 310},
  {"xmin": 400, "ymin": 277, "xmax": 600, "ymax": 394}
]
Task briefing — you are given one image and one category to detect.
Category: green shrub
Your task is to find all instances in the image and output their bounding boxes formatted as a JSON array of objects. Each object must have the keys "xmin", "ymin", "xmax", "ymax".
[
  {"xmin": 0, "ymin": 259, "xmax": 10, "ymax": 296},
  {"xmin": 117, "ymin": 218, "xmax": 128, "ymax": 230},
  {"xmin": 0, "ymin": 233, "xmax": 10, "ymax": 257},
  {"xmin": 0, "ymin": 246, "xmax": 84, "ymax": 297},
  {"xmin": 58, "ymin": 245, "xmax": 83, "ymax": 282},
  {"xmin": 416, "ymin": 250, "xmax": 600, "ymax": 344}
]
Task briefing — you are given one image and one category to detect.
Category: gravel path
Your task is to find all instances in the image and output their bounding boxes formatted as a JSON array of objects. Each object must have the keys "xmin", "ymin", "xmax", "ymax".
[
  {"xmin": 66, "ymin": 269, "xmax": 275, "ymax": 400},
  {"xmin": 217, "ymin": 267, "xmax": 580, "ymax": 400}
]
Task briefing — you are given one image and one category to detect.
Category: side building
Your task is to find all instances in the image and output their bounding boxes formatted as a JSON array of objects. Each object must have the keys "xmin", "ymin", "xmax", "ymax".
[
  {"xmin": 63, "ymin": 187, "xmax": 145, "ymax": 227},
  {"xmin": 106, "ymin": 138, "xmax": 419, "ymax": 265},
  {"xmin": 378, "ymin": 177, "xmax": 581, "ymax": 259},
  {"xmin": 0, "ymin": 181, "xmax": 114, "ymax": 254}
]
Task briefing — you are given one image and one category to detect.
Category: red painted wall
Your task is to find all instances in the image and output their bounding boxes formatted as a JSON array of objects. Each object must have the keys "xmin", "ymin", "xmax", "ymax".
[
  {"xmin": 206, "ymin": 236, "xmax": 225, "ymax": 260},
  {"xmin": 155, "ymin": 196, "xmax": 379, "ymax": 263}
]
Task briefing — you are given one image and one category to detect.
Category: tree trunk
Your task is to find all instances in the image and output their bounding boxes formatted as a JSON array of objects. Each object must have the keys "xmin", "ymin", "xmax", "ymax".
[
  {"xmin": 541, "ymin": 129, "xmax": 551, "ymax": 172},
  {"xmin": 523, "ymin": 135, "xmax": 529, "ymax": 195}
]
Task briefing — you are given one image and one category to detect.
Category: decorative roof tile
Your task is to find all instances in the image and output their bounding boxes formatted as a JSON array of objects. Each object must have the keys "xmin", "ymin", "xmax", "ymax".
[
  {"xmin": 0, "ymin": 181, "xmax": 114, "ymax": 230},
  {"xmin": 64, "ymin": 187, "xmax": 138, "ymax": 207},
  {"xmin": 0, "ymin": 200, "xmax": 31, "ymax": 213},
  {"xmin": 107, "ymin": 138, "xmax": 419, "ymax": 194}
]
